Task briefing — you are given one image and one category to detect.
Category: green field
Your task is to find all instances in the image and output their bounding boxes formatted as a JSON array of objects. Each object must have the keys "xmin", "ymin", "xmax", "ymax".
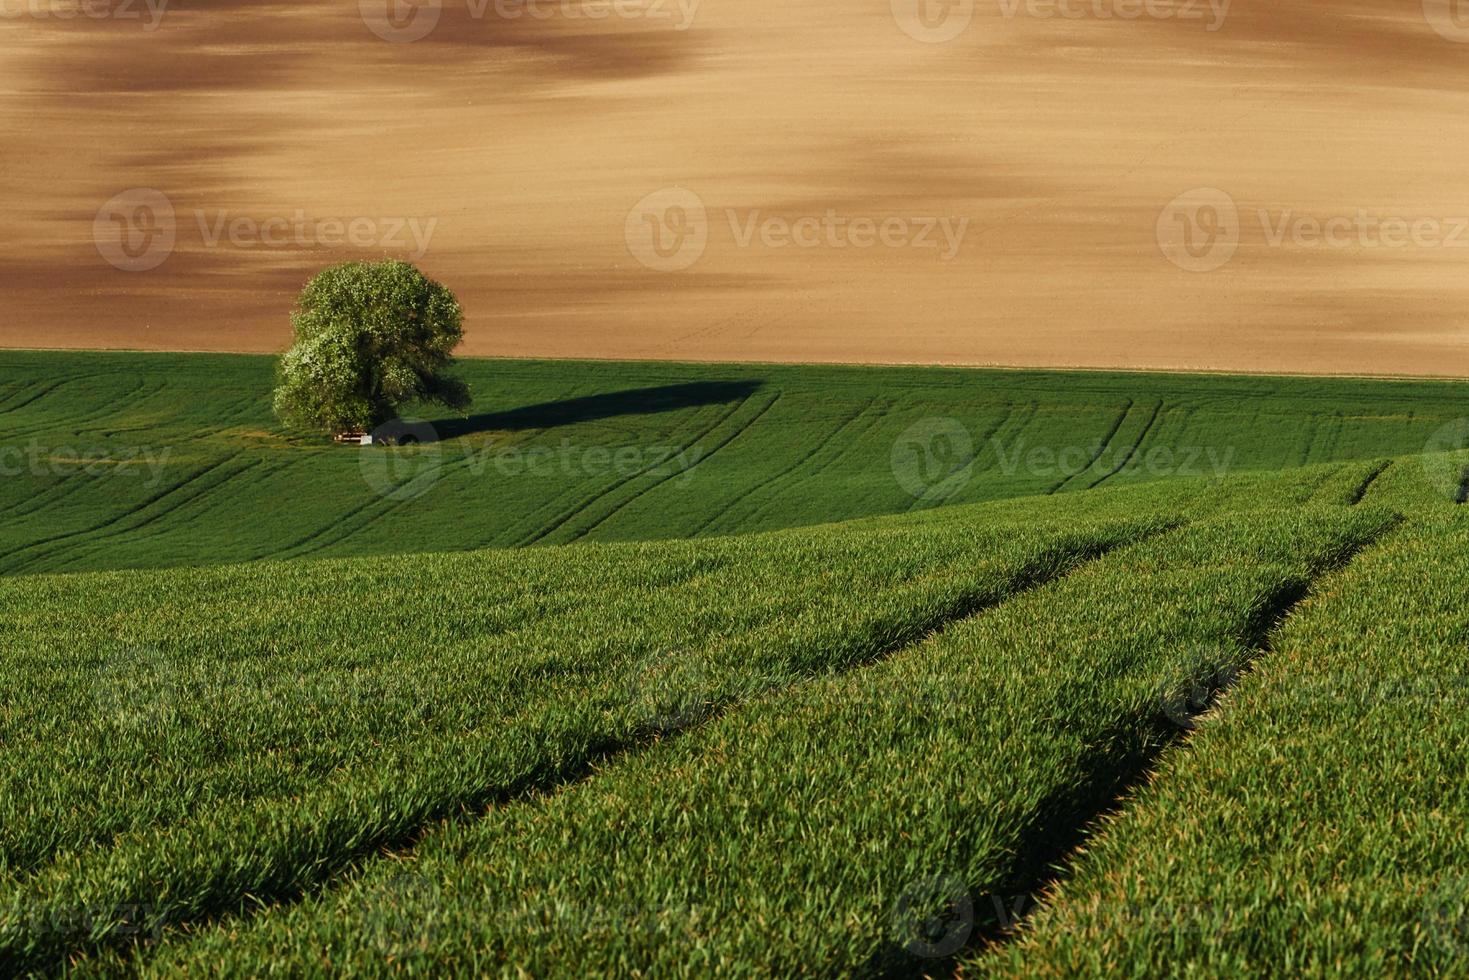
[
  {"xmin": 4, "ymin": 352, "xmax": 1469, "ymax": 977},
  {"xmin": 0, "ymin": 349, "xmax": 1462, "ymax": 575}
]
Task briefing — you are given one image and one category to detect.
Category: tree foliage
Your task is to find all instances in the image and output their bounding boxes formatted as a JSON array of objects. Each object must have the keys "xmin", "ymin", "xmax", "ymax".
[{"xmin": 273, "ymin": 261, "xmax": 471, "ymax": 435}]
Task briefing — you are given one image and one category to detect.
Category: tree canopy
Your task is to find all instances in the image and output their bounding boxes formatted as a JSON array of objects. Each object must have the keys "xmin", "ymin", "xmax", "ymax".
[{"xmin": 273, "ymin": 260, "xmax": 471, "ymax": 435}]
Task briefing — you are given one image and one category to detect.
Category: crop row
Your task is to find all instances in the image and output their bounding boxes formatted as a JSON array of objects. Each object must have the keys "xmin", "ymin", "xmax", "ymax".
[
  {"xmin": 969, "ymin": 480, "xmax": 1469, "ymax": 975},
  {"xmin": 0, "ymin": 496, "xmax": 1170, "ymax": 972},
  {"xmin": 86, "ymin": 502, "xmax": 1400, "ymax": 976}
]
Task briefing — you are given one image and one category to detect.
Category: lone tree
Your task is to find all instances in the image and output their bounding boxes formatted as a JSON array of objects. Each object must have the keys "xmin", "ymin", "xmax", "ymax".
[{"xmin": 273, "ymin": 260, "xmax": 471, "ymax": 437}]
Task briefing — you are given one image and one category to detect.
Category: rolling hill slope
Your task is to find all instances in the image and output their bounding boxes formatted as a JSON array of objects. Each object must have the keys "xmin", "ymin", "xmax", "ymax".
[
  {"xmin": 0, "ymin": 350, "xmax": 1463, "ymax": 576},
  {"xmin": 1, "ymin": 446, "xmax": 1464, "ymax": 975}
]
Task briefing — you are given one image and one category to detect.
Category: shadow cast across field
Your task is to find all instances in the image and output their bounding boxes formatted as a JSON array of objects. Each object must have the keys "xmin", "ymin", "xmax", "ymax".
[{"xmin": 429, "ymin": 380, "xmax": 764, "ymax": 440}]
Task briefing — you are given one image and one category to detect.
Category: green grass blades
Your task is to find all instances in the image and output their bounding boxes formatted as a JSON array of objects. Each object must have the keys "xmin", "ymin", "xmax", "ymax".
[
  {"xmin": 0, "ymin": 350, "xmax": 1461, "ymax": 575},
  {"xmin": 0, "ymin": 500, "xmax": 1168, "ymax": 974},
  {"xmin": 967, "ymin": 502, "xmax": 1469, "ymax": 977},
  {"xmin": 103, "ymin": 503, "xmax": 1398, "ymax": 978}
]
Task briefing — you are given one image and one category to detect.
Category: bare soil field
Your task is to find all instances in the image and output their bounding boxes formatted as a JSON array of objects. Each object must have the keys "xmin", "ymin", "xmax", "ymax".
[{"xmin": 3, "ymin": 0, "xmax": 1469, "ymax": 374}]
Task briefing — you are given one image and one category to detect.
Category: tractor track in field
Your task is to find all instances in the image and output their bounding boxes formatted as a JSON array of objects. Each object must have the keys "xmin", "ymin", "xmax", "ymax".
[
  {"xmin": 950, "ymin": 513, "xmax": 1405, "ymax": 968},
  {"xmin": 0, "ymin": 467, "xmax": 101, "ymax": 520},
  {"xmin": 0, "ymin": 376, "xmax": 116, "ymax": 435},
  {"xmin": 1348, "ymin": 460, "xmax": 1393, "ymax": 506},
  {"xmin": 49, "ymin": 458, "xmax": 275, "ymax": 569},
  {"xmin": 6, "ymin": 455, "xmax": 264, "ymax": 575},
  {"xmin": 971, "ymin": 400, "xmax": 1039, "ymax": 481},
  {"xmin": 0, "ymin": 379, "xmax": 65, "ymax": 415},
  {"xmin": 286, "ymin": 388, "xmax": 765, "ymax": 560},
  {"xmin": 736, "ymin": 394, "xmax": 901, "ymax": 530},
  {"xmin": 502, "ymin": 396, "xmax": 722, "ymax": 549},
  {"xmin": 519, "ymin": 391, "xmax": 770, "ymax": 547},
  {"xmin": 1086, "ymin": 400, "xmax": 1164, "ymax": 490},
  {"xmin": 896, "ymin": 402, "xmax": 1017, "ymax": 516},
  {"xmin": 0, "ymin": 452, "xmax": 250, "ymax": 574},
  {"xmin": 509, "ymin": 398, "xmax": 748, "ymax": 548},
  {"xmin": 903, "ymin": 401, "xmax": 1026, "ymax": 515},
  {"xmin": 272, "ymin": 448, "xmax": 487, "ymax": 561},
  {"xmin": 3, "ymin": 378, "xmax": 161, "ymax": 442},
  {"xmin": 955, "ymin": 400, "xmax": 1024, "ymax": 485},
  {"xmin": 772, "ymin": 395, "xmax": 895, "ymax": 482},
  {"xmin": 1047, "ymin": 399, "xmax": 1132, "ymax": 495},
  {"xmin": 567, "ymin": 391, "xmax": 784, "ymax": 542},
  {"xmin": 30, "ymin": 524, "xmax": 1181, "ymax": 978},
  {"xmin": 689, "ymin": 395, "xmax": 878, "ymax": 537}
]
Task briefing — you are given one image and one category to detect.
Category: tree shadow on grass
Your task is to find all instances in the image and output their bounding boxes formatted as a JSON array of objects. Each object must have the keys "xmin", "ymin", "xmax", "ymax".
[{"xmin": 429, "ymin": 380, "xmax": 764, "ymax": 440}]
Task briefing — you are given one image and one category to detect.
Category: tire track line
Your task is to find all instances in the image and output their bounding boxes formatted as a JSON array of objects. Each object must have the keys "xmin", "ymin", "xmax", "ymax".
[
  {"xmin": 565, "ymin": 391, "xmax": 784, "ymax": 543},
  {"xmin": 966, "ymin": 514, "xmax": 1404, "ymax": 961},
  {"xmin": 1086, "ymin": 400, "xmax": 1164, "ymax": 490},
  {"xmin": 1348, "ymin": 460, "xmax": 1392, "ymax": 506},
  {"xmin": 0, "ymin": 452, "xmax": 248, "ymax": 573},
  {"xmin": 689, "ymin": 395, "xmax": 877, "ymax": 537},
  {"xmin": 904, "ymin": 401, "xmax": 1027, "ymax": 514},
  {"xmin": 516, "ymin": 393, "xmax": 760, "ymax": 548},
  {"xmin": 49, "ymin": 458, "xmax": 273, "ymax": 568},
  {"xmin": 1048, "ymin": 400, "xmax": 1133, "ymax": 495},
  {"xmin": 45, "ymin": 522, "xmax": 1179, "ymax": 978},
  {"xmin": 499, "ymin": 400, "xmax": 720, "ymax": 549}
]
